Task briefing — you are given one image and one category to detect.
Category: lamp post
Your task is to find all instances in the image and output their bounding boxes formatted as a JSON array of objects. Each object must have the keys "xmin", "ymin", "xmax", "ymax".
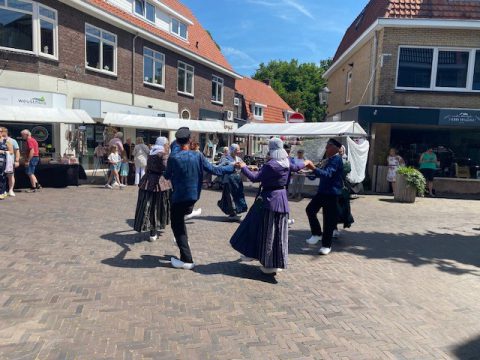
[{"xmin": 319, "ymin": 87, "xmax": 331, "ymax": 105}]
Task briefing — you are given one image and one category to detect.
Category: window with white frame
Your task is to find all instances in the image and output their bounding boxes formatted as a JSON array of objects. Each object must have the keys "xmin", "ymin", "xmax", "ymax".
[
  {"xmin": 0, "ymin": 0, "xmax": 58, "ymax": 58},
  {"xmin": 171, "ymin": 17, "xmax": 187, "ymax": 39},
  {"xmin": 134, "ymin": 0, "xmax": 155, "ymax": 23},
  {"xmin": 253, "ymin": 104, "xmax": 264, "ymax": 120},
  {"xmin": 211, "ymin": 75, "xmax": 224, "ymax": 103},
  {"xmin": 345, "ymin": 70, "xmax": 353, "ymax": 103},
  {"xmin": 396, "ymin": 46, "xmax": 480, "ymax": 91},
  {"xmin": 143, "ymin": 47, "xmax": 165, "ymax": 87},
  {"xmin": 85, "ymin": 24, "xmax": 117, "ymax": 74},
  {"xmin": 177, "ymin": 61, "xmax": 194, "ymax": 95}
]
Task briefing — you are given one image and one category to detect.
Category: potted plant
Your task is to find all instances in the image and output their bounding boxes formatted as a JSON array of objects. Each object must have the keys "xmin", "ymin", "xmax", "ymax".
[{"xmin": 395, "ymin": 167, "xmax": 426, "ymax": 203}]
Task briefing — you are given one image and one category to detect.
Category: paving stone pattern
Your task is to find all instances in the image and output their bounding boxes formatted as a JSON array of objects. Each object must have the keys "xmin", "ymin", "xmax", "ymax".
[{"xmin": 1, "ymin": 186, "xmax": 479, "ymax": 360}]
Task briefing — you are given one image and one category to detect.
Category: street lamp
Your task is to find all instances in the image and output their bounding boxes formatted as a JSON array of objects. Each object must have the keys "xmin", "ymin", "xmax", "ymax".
[{"xmin": 319, "ymin": 87, "xmax": 331, "ymax": 105}]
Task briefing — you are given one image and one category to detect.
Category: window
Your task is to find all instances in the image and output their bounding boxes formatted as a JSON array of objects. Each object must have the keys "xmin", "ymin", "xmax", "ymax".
[
  {"xmin": 345, "ymin": 70, "xmax": 353, "ymax": 103},
  {"xmin": 396, "ymin": 46, "xmax": 480, "ymax": 91},
  {"xmin": 171, "ymin": 18, "xmax": 187, "ymax": 39},
  {"xmin": 0, "ymin": 1, "xmax": 57, "ymax": 58},
  {"xmin": 253, "ymin": 105, "xmax": 264, "ymax": 120},
  {"xmin": 211, "ymin": 75, "xmax": 224, "ymax": 103},
  {"xmin": 85, "ymin": 24, "xmax": 117, "ymax": 75},
  {"xmin": 177, "ymin": 61, "xmax": 194, "ymax": 95},
  {"xmin": 143, "ymin": 47, "xmax": 165, "ymax": 87},
  {"xmin": 134, "ymin": 0, "xmax": 155, "ymax": 23}
]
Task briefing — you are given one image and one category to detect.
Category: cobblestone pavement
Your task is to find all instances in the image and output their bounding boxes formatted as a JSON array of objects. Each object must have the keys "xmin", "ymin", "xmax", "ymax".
[{"xmin": 1, "ymin": 185, "xmax": 479, "ymax": 360}]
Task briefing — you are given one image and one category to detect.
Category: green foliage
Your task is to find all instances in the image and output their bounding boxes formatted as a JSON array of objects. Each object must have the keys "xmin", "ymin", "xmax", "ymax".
[
  {"xmin": 397, "ymin": 167, "xmax": 426, "ymax": 195},
  {"xmin": 252, "ymin": 59, "xmax": 332, "ymax": 122}
]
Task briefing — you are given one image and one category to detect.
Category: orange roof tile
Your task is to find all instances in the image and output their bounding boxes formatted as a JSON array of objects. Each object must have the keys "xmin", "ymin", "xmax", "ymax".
[
  {"xmin": 236, "ymin": 78, "xmax": 293, "ymax": 123},
  {"xmin": 86, "ymin": 0, "xmax": 233, "ymax": 72}
]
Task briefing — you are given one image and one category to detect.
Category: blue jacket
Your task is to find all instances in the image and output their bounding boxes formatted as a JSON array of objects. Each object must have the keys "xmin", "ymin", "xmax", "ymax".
[
  {"xmin": 313, "ymin": 154, "xmax": 344, "ymax": 195},
  {"xmin": 165, "ymin": 150, "xmax": 234, "ymax": 203}
]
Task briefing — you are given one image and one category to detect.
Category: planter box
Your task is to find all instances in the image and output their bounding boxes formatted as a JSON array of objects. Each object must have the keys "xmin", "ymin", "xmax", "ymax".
[{"xmin": 394, "ymin": 173, "xmax": 416, "ymax": 203}]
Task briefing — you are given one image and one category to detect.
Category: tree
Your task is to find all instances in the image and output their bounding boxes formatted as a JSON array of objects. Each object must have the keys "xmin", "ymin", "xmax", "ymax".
[{"xmin": 253, "ymin": 59, "xmax": 332, "ymax": 122}]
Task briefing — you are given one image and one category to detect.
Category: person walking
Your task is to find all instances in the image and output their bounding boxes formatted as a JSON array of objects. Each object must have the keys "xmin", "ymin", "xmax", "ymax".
[
  {"xmin": 1, "ymin": 128, "xmax": 19, "ymax": 197},
  {"xmin": 134, "ymin": 136, "xmax": 171, "ymax": 242},
  {"xmin": 109, "ymin": 132, "xmax": 124, "ymax": 154},
  {"xmin": 387, "ymin": 148, "xmax": 405, "ymax": 195},
  {"xmin": 133, "ymin": 137, "xmax": 150, "ymax": 185},
  {"xmin": 165, "ymin": 127, "xmax": 234, "ymax": 270},
  {"xmin": 419, "ymin": 147, "xmax": 438, "ymax": 197},
  {"xmin": 217, "ymin": 144, "xmax": 248, "ymax": 221},
  {"xmin": 21, "ymin": 130, "xmax": 41, "ymax": 192},
  {"xmin": 105, "ymin": 146, "xmax": 123, "ymax": 189},
  {"xmin": 230, "ymin": 138, "xmax": 313, "ymax": 275},
  {"xmin": 305, "ymin": 138, "xmax": 344, "ymax": 255},
  {"xmin": 0, "ymin": 128, "xmax": 13, "ymax": 200}
]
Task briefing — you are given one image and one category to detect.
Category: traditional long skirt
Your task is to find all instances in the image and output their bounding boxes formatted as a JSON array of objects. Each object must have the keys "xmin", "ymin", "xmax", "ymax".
[
  {"xmin": 230, "ymin": 198, "xmax": 289, "ymax": 269},
  {"xmin": 217, "ymin": 173, "xmax": 248, "ymax": 216},
  {"xmin": 134, "ymin": 189, "xmax": 170, "ymax": 232}
]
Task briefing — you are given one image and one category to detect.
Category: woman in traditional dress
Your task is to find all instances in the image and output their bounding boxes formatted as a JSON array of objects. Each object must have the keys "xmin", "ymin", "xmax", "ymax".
[
  {"xmin": 217, "ymin": 144, "xmax": 248, "ymax": 221},
  {"xmin": 387, "ymin": 148, "xmax": 405, "ymax": 195},
  {"xmin": 230, "ymin": 138, "xmax": 313, "ymax": 275},
  {"xmin": 133, "ymin": 136, "xmax": 171, "ymax": 242}
]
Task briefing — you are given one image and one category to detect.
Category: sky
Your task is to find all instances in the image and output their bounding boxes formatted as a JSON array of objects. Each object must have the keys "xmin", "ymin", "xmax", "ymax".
[{"xmin": 182, "ymin": 0, "xmax": 369, "ymax": 76}]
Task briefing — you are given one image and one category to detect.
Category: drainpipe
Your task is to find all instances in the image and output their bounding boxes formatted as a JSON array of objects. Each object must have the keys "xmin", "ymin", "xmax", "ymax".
[
  {"xmin": 370, "ymin": 30, "xmax": 378, "ymax": 105},
  {"xmin": 132, "ymin": 34, "xmax": 139, "ymax": 106}
]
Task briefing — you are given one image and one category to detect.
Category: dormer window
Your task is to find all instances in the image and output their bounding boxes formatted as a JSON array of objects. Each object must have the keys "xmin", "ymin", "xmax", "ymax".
[
  {"xmin": 171, "ymin": 18, "xmax": 187, "ymax": 39},
  {"xmin": 135, "ymin": 0, "xmax": 155, "ymax": 23}
]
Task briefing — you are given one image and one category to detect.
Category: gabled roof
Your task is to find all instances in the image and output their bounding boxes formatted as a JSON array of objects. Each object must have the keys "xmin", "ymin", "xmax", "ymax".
[
  {"xmin": 84, "ymin": 0, "xmax": 234, "ymax": 73},
  {"xmin": 236, "ymin": 78, "xmax": 293, "ymax": 123},
  {"xmin": 334, "ymin": 0, "xmax": 480, "ymax": 62}
]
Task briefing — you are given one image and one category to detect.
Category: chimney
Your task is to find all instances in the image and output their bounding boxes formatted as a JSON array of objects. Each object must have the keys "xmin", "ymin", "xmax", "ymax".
[{"xmin": 263, "ymin": 79, "xmax": 271, "ymax": 86}]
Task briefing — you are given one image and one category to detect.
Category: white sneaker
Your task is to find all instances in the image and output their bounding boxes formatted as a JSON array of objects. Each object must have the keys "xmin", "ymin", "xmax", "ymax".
[
  {"xmin": 240, "ymin": 255, "xmax": 255, "ymax": 262},
  {"xmin": 149, "ymin": 235, "xmax": 158, "ymax": 242},
  {"xmin": 112, "ymin": 182, "xmax": 119, "ymax": 187},
  {"xmin": 119, "ymin": 184, "xmax": 127, "ymax": 188},
  {"xmin": 319, "ymin": 247, "xmax": 331, "ymax": 255},
  {"xmin": 306, "ymin": 235, "xmax": 322, "ymax": 245},
  {"xmin": 260, "ymin": 266, "xmax": 281, "ymax": 274},
  {"xmin": 185, "ymin": 208, "xmax": 202, "ymax": 220},
  {"xmin": 170, "ymin": 257, "xmax": 195, "ymax": 270},
  {"xmin": 333, "ymin": 229, "xmax": 341, "ymax": 238},
  {"xmin": 105, "ymin": 184, "xmax": 113, "ymax": 189},
  {"xmin": 288, "ymin": 219, "xmax": 295, "ymax": 227},
  {"xmin": 8, "ymin": 190, "xmax": 15, "ymax": 197}
]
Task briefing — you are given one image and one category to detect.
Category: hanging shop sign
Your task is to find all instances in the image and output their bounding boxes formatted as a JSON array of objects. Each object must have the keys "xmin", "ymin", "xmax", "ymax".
[
  {"xmin": 439, "ymin": 110, "xmax": 480, "ymax": 127},
  {"xmin": 31, "ymin": 126, "xmax": 50, "ymax": 142}
]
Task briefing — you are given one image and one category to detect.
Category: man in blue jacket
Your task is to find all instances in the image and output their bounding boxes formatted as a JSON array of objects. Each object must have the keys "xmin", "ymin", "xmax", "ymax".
[
  {"xmin": 305, "ymin": 138, "xmax": 343, "ymax": 255},
  {"xmin": 165, "ymin": 127, "xmax": 234, "ymax": 270}
]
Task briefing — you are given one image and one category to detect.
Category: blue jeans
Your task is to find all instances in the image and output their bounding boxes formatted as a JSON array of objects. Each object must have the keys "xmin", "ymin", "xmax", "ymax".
[{"xmin": 25, "ymin": 157, "xmax": 39, "ymax": 176}]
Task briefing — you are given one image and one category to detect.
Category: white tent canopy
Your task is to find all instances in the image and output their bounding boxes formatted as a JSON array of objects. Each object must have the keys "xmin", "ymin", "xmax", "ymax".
[
  {"xmin": 0, "ymin": 105, "xmax": 94, "ymax": 124},
  {"xmin": 234, "ymin": 121, "xmax": 366, "ymax": 137},
  {"xmin": 102, "ymin": 113, "xmax": 238, "ymax": 134}
]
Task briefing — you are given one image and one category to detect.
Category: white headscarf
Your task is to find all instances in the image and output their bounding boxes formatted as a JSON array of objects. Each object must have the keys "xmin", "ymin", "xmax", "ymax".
[
  {"xmin": 150, "ymin": 136, "xmax": 168, "ymax": 156},
  {"xmin": 269, "ymin": 138, "xmax": 290, "ymax": 169}
]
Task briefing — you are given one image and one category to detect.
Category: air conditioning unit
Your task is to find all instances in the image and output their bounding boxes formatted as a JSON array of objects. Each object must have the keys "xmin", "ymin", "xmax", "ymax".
[
  {"xmin": 234, "ymin": 97, "xmax": 240, "ymax": 106},
  {"xmin": 224, "ymin": 110, "xmax": 234, "ymax": 121}
]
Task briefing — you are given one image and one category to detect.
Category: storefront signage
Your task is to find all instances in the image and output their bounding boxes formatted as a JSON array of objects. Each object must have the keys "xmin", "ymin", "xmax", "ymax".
[
  {"xmin": 439, "ymin": 110, "xmax": 480, "ymax": 127},
  {"xmin": 31, "ymin": 126, "xmax": 49, "ymax": 142},
  {"xmin": 0, "ymin": 88, "xmax": 54, "ymax": 108}
]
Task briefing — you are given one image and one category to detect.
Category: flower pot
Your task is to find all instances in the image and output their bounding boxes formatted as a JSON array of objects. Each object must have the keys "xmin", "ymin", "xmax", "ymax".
[{"xmin": 394, "ymin": 173, "xmax": 416, "ymax": 203}]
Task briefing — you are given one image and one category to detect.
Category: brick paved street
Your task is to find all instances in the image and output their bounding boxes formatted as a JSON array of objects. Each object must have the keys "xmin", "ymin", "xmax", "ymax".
[{"xmin": 1, "ymin": 186, "xmax": 479, "ymax": 360}]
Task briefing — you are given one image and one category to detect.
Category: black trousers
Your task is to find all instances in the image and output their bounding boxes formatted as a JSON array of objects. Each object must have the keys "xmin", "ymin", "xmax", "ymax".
[
  {"xmin": 171, "ymin": 201, "xmax": 196, "ymax": 263},
  {"xmin": 0, "ymin": 172, "xmax": 6, "ymax": 194},
  {"xmin": 306, "ymin": 193, "xmax": 338, "ymax": 248}
]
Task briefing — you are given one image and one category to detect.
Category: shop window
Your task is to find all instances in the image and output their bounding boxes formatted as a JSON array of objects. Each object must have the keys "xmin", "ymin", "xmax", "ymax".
[
  {"xmin": 211, "ymin": 75, "xmax": 224, "ymax": 104},
  {"xmin": 171, "ymin": 17, "xmax": 187, "ymax": 40},
  {"xmin": 85, "ymin": 24, "xmax": 117, "ymax": 75},
  {"xmin": 0, "ymin": 1, "xmax": 57, "ymax": 58},
  {"xmin": 177, "ymin": 61, "xmax": 194, "ymax": 96},
  {"xmin": 472, "ymin": 50, "xmax": 480, "ymax": 90},
  {"xmin": 436, "ymin": 50, "xmax": 469, "ymax": 88},
  {"xmin": 143, "ymin": 47, "xmax": 165, "ymax": 87},
  {"xmin": 345, "ymin": 70, "xmax": 352, "ymax": 103},
  {"xmin": 134, "ymin": 0, "xmax": 155, "ymax": 23},
  {"xmin": 397, "ymin": 47, "xmax": 433, "ymax": 89}
]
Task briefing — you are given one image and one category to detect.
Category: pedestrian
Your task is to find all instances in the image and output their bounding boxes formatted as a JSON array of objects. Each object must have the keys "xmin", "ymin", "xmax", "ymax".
[
  {"xmin": 1, "ymin": 128, "xmax": 19, "ymax": 197},
  {"xmin": 305, "ymin": 138, "xmax": 344, "ymax": 255},
  {"xmin": 119, "ymin": 150, "xmax": 129, "ymax": 186},
  {"xmin": 164, "ymin": 127, "xmax": 234, "ymax": 270},
  {"xmin": 0, "ymin": 127, "xmax": 14, "ymax": 200},
  {"xmin": 133, "ymin": 137, "xmax": 150, "ymax": 185},
  {"xmin": 105, "ymin": 145, "xmax": 123, "ymax": 189},
  {"xmin": 109, "ymin": 132, "xmax": 124, "ymax": 154},
  {"xmin": 20, "ymin": 129, "xmax": 41, "ymax": 193},
  {"xmin": 334, "ymin": 145, "xmax": 354, "ymax": 238},
  {"xmin": 289, "ymin": 149, "xmax": 307, "ymax": 200},
  {"xmin": 134, "ymin": 136, "xmax": 171, "ymax": 242},
  {"xmin": 217, "ymin": 144, "xmax": 248, "ymax": 221},
  {"xmin": 123, "ymin": 137, "xmax": 133, "ymax": 160},
  {"xmin": 230, "ymin": 138, "xmax": 314, "ymax": 275},
  {"xmin": 387, "ymin": 148, "xmax": 405, "ymax": 195},
  {"xmin": 419, "ymin": 146, "xmax": 438, "ymax": 197},
  {"xmin": 219, "ymin": 146, "xmax": 229, "ymax": 163}
]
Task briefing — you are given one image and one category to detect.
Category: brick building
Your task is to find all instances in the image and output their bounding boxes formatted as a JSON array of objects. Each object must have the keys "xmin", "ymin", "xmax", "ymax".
[
  {"xmin": 0, "ymin": 0, "xmax": 240, "ymax": 168},
  {"xmin": 324, "ymin": 0, "xmax": 480, "ymax": 182}
]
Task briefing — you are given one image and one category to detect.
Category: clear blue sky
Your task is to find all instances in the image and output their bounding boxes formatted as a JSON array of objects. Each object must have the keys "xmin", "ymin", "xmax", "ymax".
[{"xmin": 182, "ymin": 0, "xmax": 369, "ymax": 76}]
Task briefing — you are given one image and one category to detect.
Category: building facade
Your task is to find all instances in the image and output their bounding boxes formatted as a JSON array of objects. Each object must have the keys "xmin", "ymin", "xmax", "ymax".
[
  {"xmin": 324, "ymin": 0, "xmax": 480, "ymax": 181},
  {"xmin": 0, "ymin": 0, "xmax": 240, "ymax": 168}
]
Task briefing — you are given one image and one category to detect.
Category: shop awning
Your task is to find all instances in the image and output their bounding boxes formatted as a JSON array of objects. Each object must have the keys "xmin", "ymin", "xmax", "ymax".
[
  {"xmin": 0, "ymin": 105, "xmax": 95, "ymax": 124},
  {"xmin": 234, "ymin": 121, "xmax": 367, "ymax": 137},
  {"xmin": 102, "ymin": 113, "xmax": 238, "ymax": 134}
]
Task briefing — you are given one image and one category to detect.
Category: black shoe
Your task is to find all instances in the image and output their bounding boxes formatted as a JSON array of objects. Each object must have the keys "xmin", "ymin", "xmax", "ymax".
[
  {"xmin": 26, "ymin": 188, "xmax": 37, "ymax": 193},
  {"xmin": 35, "ymin": 183, "xmax": 42, "ymax": 190}
]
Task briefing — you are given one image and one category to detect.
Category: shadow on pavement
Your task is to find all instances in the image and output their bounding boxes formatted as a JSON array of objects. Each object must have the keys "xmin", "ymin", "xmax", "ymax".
[
  {"xmin": 196, "ymin": 215, "xmax": 240, "ymax": 223},
  {"xmin": 289, "ymin": 229, "xmax": 480, "ymax": 276},
  {"xmin": 194, "ymin": 261, "xmax": 278, "ymax": 284},
  {"xmin": 453, "ymin": 335, "xmax": 480, "ymax": 360}
]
